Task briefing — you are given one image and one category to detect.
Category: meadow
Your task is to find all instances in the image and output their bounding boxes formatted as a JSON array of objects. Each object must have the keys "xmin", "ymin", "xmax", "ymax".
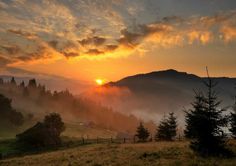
[{"xmin": 0, "ymin": 140, "xmax": 236, "ymax": 166}]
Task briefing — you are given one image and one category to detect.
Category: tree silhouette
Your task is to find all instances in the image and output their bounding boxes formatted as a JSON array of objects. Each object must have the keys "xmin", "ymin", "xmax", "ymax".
[
  {"xmin": 19, "ymin": 81, "xmax": 25, "ymax": 88},
  {"xmin": 135, "ymin": 122, "xmax": 150, "ymax": 142},
  {"xmin": 155, "ymin": 112, "xmax": 177, "ymax": 141},
  {"xmin": 0, "ymin": 94, "xmax": 24, "ymax": 126},
  {"xmin": 184, "ymin": 76, "xmax": 230, "ymax": 156},
  {"xmin": 230, "ymin": 86, "xmax": 236, "ymax": 138},
  {"xmin": 10, "ymin": 77, "xmax": 16, "ymax": 85},
  {"xmin": 17, "ymin": 113, "xmax": 65, "ymax": 147},
  {"xmin": 28, "ymin": 79, "xmax": 37, "ymax": 88},
  {"xmin": 167, "ymin": 112, "xmax": 177, "ymax": 140}
]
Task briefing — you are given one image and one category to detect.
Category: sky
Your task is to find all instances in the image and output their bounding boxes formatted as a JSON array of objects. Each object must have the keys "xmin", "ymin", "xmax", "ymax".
[{"xmin": 0, "ymin": 0, "xmax": 236, "ymax": 83}]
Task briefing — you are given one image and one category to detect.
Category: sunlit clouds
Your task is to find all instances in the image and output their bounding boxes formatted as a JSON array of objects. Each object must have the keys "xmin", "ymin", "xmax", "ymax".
[{"xmin": 0, "ymin": 0, "xmax": 236, "ymax": 80}]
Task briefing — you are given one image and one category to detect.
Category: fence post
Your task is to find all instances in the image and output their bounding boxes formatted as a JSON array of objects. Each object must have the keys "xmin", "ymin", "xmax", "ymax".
[{"xmin": 123, "ymin": 138, "xmax": 126, "ymax": 143}]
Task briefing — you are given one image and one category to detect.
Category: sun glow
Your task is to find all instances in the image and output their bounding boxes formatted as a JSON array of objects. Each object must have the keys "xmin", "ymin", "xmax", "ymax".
[{"xmin": 95, "ymin": 79, "xmax": 104, "ymax": 86}]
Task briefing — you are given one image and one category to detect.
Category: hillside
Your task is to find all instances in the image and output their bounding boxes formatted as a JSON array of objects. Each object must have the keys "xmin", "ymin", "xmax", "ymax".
[
  {"xmin": 0, "ymin": 78, "xmax": 152, "ymax": 139},
  {"xmin": 85, "ymin": 69, "xmax": 236, "ymax": 124},
  {"xmin": 1, "ymin": 141, "xmax": 236, "ymax": 166}
]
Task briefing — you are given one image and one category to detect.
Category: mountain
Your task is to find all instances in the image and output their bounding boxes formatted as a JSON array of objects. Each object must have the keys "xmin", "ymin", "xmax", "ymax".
[{"xmin": 85, "ymin": 69, "xmax": 236, "ymax": 125}]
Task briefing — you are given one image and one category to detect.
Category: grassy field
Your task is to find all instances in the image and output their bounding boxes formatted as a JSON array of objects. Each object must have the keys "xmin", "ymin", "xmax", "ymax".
[{"xmin": 0, "ymin": 140, "xmax": 236, "ymax": 166}]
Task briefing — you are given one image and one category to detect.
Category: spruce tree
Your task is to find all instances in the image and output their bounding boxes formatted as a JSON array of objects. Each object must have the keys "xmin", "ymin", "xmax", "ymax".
[
  {"xmin": 230, "ymin": 110, "xmax": 236, "ymax": 138},
  {"xmin": 10, "ymin": 77, "xmax": 16, "ymax": 85},
  {"xmin": 156, "ymin": 112, "xmax": 177, "ymax": 141},
  {"xmin": 168, "ymin": 112, "xmax": 177, "ymax": 140},
  {"xmin": 135, "ymin": 122, "xmax": 150, "ymax": 142},
  {"xmin": 185, "ymin": 77, "xmax": 230, "ymax": 156},
  {"xmin": 230, "ymin": 86, "xmax": 236, "ymax": 138}
]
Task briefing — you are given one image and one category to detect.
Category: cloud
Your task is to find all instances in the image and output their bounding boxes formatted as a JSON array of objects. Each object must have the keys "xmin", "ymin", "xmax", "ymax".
[
  {"xmin": 0, "ymin": 0, "xmax": 236, "ymax": 65},
  {"xmin": 0, "ymin": 55, "xmax": 10, "ymax": 68},
  {"xmin": 1, "ymin": 45, "xmax": 21, "ymax": 54},
  {"xmin": 79, "ymin": 36, "xmax": 106, "ymax": 47},
  {"xmin": 85, "ymin": 49, "xmax": 104, "ymax": 56},
  {"xmin": 220, "ymin": 25, "xmax": 236, "ymax": 42},
  {"xmin": 48, "ymin": 40, "xmax": 58, "ymax": 49},
  {"xmin": 7, "ymin": 29, "xmax": 37, "ymax": 39}
]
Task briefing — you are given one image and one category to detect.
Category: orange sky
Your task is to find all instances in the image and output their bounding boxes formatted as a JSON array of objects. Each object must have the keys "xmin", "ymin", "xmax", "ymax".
[{"xmin": 0, "ymin": 0, "xmax": 236, "ymax": 82}]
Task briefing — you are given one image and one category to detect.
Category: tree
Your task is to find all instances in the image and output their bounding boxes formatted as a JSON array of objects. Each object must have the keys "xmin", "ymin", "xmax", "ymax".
[
  {"xmin": 17, "ymin": 113, "xmax": 65, "ymax": 147},
  {"xmin": 229, "ymin": 86, "xmax": 236, "ymax": 138},
  {"xmin": 155, "ymin": 112, "xmax": 177, "ymax": 141},
  {"xmin": 44, "ymin": 113, "xmax": 65, "ymax": 139},
  {"xmin": 168, "ymin": 112, "xmax": 177, "ymax": 139},
  {"xmin": 135, "ymin": 122, "xmax": 150, "ymax": 142},
  {"xmin": 230, "ymin": 110, "xmax": 236, "ymax": 138},
  {"xmin": 0, "ymin": 94, "xmax": 24, "ymax": 126},
  {"xmin": 184, "ymin": 76, "xmax": 230, "ymax": 156},
  {"xmin": 28, "ymin": 79, "xmax": 37, "ymax": 88},
  {"xmin": 19, "ymin": 81, "xmax": 25, "ymax": 88},
  {"xmin": 10, "ymin": 77, "xmax": 16, "ymax": 85}
]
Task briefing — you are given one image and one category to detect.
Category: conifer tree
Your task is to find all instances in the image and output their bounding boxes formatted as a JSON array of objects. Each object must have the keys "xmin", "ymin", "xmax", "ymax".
[
  {"xmin": 155, "ymin": 112, "xmax": 177, "ymax": 141},
  {"xmin": 184, "ymin": 75, "xmax": 230, "ymax": 156},
  {"xmin": 230, "ymin": 85, "xmax": 236, "ymax": 138},
  {"xmin": 135, "ymin": 122, "xmax": 150, "ymax": 142},
  {"xmin": 10, "ymin": 77, "xmax": 16, "ymax": 85},
  {"xmin": 168, "ymin": 112, "xmax": 177, "ymax": 139}
]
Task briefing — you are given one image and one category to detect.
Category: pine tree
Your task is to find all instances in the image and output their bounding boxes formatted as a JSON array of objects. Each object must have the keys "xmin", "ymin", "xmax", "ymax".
[
  {"xmin": 155, "ymin": 112, "xmax": 177, "ymax": 141},
  {"xmin": 19, "ymin": 81, "xmax": 25, "ymax": 88},
  {"xmin": 230, "ymin": 86, "xmax": 236, "ymax": 138},
  {"xmin": 230, "ymin": 110, "xmax": 236, "ymax": 138},
  {"xmin": 185, "ymin": 91, "xmax": 205, "ymax": 139},
  {"xmin": 135, "ymin": 122, "xmax": 150, "ymax": 142},
  {"xmin": 184, "ymin": 76, "xmax": 230, "ymax": 156},
  {"xmin": 10, "ymin": 77, "xmax": 16, "ymax": 85},
  {"xmin": 28, "ymin": 79, "xmax": 37, "ymax": 88},
  {"xmin": 168, "ymin": 112, "xmax": 177, "ymax": 140}
]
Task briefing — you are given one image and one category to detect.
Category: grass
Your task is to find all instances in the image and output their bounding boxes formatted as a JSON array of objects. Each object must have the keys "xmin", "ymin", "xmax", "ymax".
[{"xmin": 0, "ymin": 140, "xmax": 236, "ymax": 166}]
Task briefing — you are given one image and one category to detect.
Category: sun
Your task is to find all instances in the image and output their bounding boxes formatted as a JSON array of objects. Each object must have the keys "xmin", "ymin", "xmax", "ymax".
[{"xmin": 95, "ymin": 79, "xmax": 104, "ymax": 86}]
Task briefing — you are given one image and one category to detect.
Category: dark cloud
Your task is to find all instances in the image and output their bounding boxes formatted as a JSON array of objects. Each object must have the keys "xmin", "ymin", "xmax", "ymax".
[
  {"xmin": 79, "ymin": 36, "xmax": 106, "ymax": 47},
  {"xmin": 48, "ymin": 40, "xmax": 58, "ymax": 49},
  {"xmin": 1, "ymin": 45, "xmax": 20, "ymax": 54},
  {"xmin": 117, "ymin": 23, "xmax": 171, "ymax": 48},
  {"xmin": 85, "ymin": 49, "xmax": 104, "ymax": 55},
  {"xmin": 62, "ymin": 51, "xmax": 80, "ymax": 58},
  {"xmin": 118, "ymin": 29, "xmax": 142, "ymax": 48},
  {"xmin": 105, "ymin": 44, "xmax": 118, "ymax": 51},
  {"xmin": 162, "ymin": 16, "xmax": 184, "ymax": 23},
  {"xmin": 7, "ymin": 29, "xmax": 37, "ymax": 39}
]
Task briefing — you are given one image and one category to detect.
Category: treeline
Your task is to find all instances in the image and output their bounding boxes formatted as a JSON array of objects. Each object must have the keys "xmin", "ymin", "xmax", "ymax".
[
  {"xmin": 135, "ymin": 76, "xmax": 236, "ymax": 157},
  {"xmin": 0, "ymin": 77, "xmax": 153, "ymax": 132}
]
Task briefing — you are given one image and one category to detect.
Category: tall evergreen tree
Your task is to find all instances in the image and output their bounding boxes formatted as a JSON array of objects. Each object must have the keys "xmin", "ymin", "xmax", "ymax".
[
  {"xmin": 19, "ymin": 81, "xmax": 25, "ymax": 88},
  {"xmin": 229, "ymin": 85, "xmax": 236, "ymax": 138},
  {"xmin": 155, "ymin": 112, "xmax": 177, "ymax": 141},
  {"xmin": 184, "ymin": 76, "xmax": 230, "ymax": 156},
  {"xmin": 28, "ymin": 79, "xmax": 37, "ymax": 88},
  {"xmin": 135, "ymin": 122, "xmax": 150, "ymax": 142},
  {"xmin": 10, "ymin": 77, "xmax": 16, "ymax": 85},
  {"xmin": 168, "ymin": 112, "xmax": 177, "ymax": 139}
]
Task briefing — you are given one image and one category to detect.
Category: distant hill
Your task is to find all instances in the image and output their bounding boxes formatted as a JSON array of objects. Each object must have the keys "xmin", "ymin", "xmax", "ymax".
[
  {"xmin": 0, "ymin": 74, "xmax": 91, "ymax": 95},
  {"xmin": 85, "ymin": 69, "xmax": 236, "ymax": 125}
]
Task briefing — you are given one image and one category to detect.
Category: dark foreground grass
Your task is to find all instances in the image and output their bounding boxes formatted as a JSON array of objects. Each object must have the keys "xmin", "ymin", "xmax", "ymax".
[{"xmin": 0, "ymin": 140, "xmax": 236, "ymax": 166}]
